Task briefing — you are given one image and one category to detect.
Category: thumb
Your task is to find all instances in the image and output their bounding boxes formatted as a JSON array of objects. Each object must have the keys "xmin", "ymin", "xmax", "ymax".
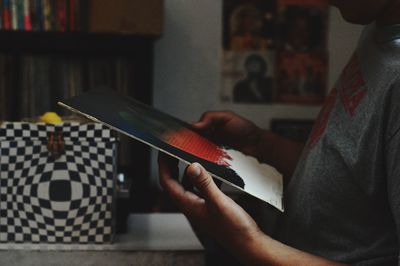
[{"xmin": 186, "ymin": 163, "xmax": 222, "ymax": 203}]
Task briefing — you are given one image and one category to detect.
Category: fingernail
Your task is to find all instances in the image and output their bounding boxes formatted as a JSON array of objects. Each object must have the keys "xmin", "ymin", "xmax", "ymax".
[{"xmin": 189, "ymin": 163, "xmax": 201, "ymax": 177}]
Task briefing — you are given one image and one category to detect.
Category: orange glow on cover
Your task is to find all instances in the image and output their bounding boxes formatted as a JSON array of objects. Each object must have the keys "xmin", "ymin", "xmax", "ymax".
[{"xmin": 164, "ymin": 128, "xmax": 232, "ymax": 167}]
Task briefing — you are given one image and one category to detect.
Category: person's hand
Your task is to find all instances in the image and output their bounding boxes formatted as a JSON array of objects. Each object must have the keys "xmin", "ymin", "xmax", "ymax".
[
  {"xmin": 158, "ymin": 153, "xmax": 348, "ymax": 266},
  {"xmin": 193, "ymin": 111, "xmax": 262, "ymax": 157},
  {"xmin": 158, "ymin": 153, "xmax": 262, "ymax": 251}
]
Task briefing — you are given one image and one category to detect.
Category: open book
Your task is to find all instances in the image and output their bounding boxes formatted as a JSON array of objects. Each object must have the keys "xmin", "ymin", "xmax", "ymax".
[{"xmin": 59, "ymin": 90, "xmax": 283, "ymax": 211}]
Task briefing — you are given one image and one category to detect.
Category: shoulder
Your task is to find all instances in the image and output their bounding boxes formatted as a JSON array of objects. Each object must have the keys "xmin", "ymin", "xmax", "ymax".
[
  {"xmin": 381, "ymin": 39, "xmax": 400, "ymax": 67},
  {"xmin": 370, "ymin": 24, "xmax": 400, "ymax": 88},
  {"xmin": 374, "ymin": 24, "xmax": 400, "ymax": 66}
]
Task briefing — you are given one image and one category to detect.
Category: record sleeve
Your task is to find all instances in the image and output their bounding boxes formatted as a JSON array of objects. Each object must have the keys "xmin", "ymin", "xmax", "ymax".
[{"xmin": 59, "ymin": 90, "xmax": 283, "ymax": 211}]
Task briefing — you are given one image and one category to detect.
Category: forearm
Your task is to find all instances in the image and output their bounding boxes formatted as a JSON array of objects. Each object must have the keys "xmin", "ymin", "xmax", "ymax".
[
  {"xmin": 255, "ymin": 129, "xmax": 305, "ymax": 184},
  {"xmin": 227, "ymin": 230, "xmax": 348, "ymax": 266}
]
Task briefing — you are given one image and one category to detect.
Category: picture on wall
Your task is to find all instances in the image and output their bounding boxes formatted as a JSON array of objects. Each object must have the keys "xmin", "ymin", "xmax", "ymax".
[
  {"xmin": 221, "ymin": 51, "xmax": 274, "ymax": 103},
  {"xmin": 275, "ymin": 52, "xmax": 327, "ymax": 104},
  {"xmin": 223, "ymin": 0, "xmax": 277, "ymax": 51},
  {"xmin": 277, "ymin": 0, "xmax": 328, "ymax": 53},
  {"xmin": 221, "ymin": 0, "xmax": 329, "ymax": 105}
]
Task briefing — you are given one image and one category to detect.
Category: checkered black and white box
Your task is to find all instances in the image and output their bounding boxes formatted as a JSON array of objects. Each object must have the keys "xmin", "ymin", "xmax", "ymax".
[{"xmin": 0, "ymin": 122, "xmax": 117, "ymax": 244}]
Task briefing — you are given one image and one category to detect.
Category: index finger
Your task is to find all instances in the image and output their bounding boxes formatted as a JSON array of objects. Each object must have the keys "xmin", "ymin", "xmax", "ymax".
[{"xmin": 193, "ymin": 111, "xmax": 233, "ymax": 130}]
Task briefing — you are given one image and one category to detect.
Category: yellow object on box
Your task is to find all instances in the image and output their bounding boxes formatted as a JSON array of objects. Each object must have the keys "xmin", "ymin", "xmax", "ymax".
[{"xmin": 39, "ymin": 112, "xmax": 62, "ymax": 124}]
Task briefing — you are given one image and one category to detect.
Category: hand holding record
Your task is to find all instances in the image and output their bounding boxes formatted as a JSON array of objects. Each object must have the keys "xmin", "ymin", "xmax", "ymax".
[
  {"xmin": 193, "ymin": 111, "xmax": 263, "ymax": 160},
  {"xmin": 158, "ymin": 152, "xmax": 261, "ymax": 253},
  {"xmin": 59, "ymin": 90, "xmax": 283, "ymax": 211}
]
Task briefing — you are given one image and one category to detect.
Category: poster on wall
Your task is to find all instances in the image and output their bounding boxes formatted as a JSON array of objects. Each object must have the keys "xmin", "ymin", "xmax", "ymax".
[
  {"xmin": 275, "ymin": 52, "xmax": 327, "ymax": 104},
  {"xmin": 276, "ymin": 0, "xmax": 328, "ymax": 52},
  {"xmin": 221, "ymin": 0, "xmax": 329, "ymax": 105},
  {"xmin": 222, "ymin": 0, "xmax": 277, "ymax": 51},
  {"xmin": 221, "ymin": 51, "xmax": 274, "ymax": 103}
]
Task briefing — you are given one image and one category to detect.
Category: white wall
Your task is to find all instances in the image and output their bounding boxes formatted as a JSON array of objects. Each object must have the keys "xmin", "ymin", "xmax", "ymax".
[{"xmin": 150, "ymin": 0, "xmax": 363, "ymax": 181}]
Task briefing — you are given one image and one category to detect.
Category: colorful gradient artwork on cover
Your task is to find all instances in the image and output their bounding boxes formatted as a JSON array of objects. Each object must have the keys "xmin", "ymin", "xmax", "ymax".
[{"xmin": 119, "ymin": 108, "xmax": 232, "ymax": 167}]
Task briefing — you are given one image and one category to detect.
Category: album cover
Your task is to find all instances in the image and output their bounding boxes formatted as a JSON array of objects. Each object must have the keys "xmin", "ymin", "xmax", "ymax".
[
  {"xmin": 223, "ymin": 0, "xmax": 277, "ymax": 51},
  {"xmin": 59, "ymin": 91, "xmax": 283, "ymax": 211},
  {"xmin": 277, "ymin": 0, "xmax": 329, "ymax": 53},
  {"xmin": 221, "ymin": 51, "xmax": 275, "ymax": 104},
  {"xmin": 275, "ymin": 51, "xmax": 327, "ymax": 104}
]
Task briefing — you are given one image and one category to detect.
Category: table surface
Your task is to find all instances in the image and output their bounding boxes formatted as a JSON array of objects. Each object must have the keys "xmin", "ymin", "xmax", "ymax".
[{"xmin": 0, "ymin": 213, "xmax": 206, "ymax": 266}]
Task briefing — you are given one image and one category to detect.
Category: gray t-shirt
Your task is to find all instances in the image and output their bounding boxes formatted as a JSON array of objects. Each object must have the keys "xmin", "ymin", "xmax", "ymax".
[{"xmin": 274, "ymin": 23, "xmax": 400, "ymax": 265}]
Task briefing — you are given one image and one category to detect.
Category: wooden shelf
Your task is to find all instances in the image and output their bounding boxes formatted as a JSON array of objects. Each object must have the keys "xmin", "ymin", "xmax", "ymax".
[{"xmin": 0, "ymin": 31, "xmax": 158, "ymax": 55}]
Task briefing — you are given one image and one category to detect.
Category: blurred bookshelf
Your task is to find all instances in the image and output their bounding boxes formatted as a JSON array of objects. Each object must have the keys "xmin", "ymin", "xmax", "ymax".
[
  {"xmin": 0, "ymin": 0, "xmax": 164, "ymax": 213},
  {"xmin": 0, "ymin": 31, "xmax": 157, "ymax": 54}
]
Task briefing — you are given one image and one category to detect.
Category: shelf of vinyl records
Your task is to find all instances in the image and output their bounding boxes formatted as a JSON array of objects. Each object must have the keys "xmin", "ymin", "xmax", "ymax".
[{"xmin": 0, "ymin": 0, "xmax": 88, "ymax": 32}]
